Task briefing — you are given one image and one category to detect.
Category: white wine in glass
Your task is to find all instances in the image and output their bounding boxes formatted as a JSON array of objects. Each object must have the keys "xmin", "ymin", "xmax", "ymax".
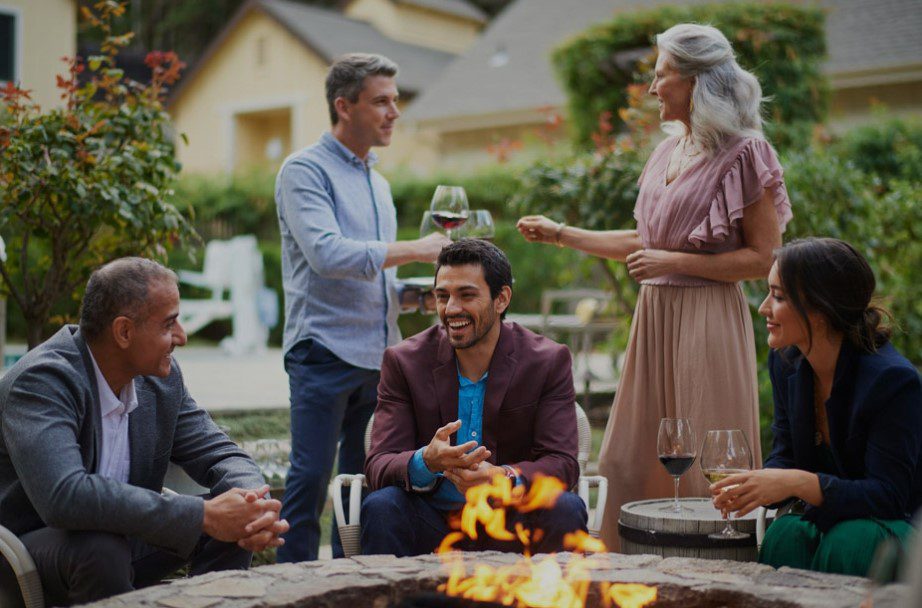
[{"xmin": 700, "ymin": 429, "xmax": 752, "ymax": 540}]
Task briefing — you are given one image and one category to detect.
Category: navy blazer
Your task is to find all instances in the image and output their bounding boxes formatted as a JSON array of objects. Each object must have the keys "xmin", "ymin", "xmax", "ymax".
[{"xmin": 764, "ymin": 341, "xmax": 922, "ymax": 531}]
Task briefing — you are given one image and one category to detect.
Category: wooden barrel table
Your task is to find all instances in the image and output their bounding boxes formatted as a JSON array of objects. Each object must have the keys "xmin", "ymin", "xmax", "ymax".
[{"xmin": 619, "ymin": 498, "xmax": 770, "ymax": 562}]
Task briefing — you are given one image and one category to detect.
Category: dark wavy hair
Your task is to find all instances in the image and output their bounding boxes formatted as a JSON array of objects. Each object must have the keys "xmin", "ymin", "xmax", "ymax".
[
  {"xmin": 435, "ymin": 238, "xmax": 513, "ymax": 319},
  {"xmin": 774, "ymin": 238, "xmax": 891, "ymax": 354}
]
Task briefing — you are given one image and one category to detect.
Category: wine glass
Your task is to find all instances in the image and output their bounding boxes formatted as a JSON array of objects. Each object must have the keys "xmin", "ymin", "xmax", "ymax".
[
  {"xmin": 458, "ymin": 210, "xmax": 495, "ymax": 241},
  {"xmin": 419, "ymin": 211, "xmax": 442, "ymax": 238},
  {"xmin": 700, "ymin": 429, "xmax": 753, "ymax": 539},
  {"xmin": 429, "ymin": 185, "xmax": 469, "ymax": 240},
  {"xmin": 657, "ymin": 418, "xmax": 696, "ymax": 513}
]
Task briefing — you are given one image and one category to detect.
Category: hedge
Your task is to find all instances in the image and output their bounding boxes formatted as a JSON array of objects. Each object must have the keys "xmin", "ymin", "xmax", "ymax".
[{"xmin": 552, "ymin": 2, "xmax": 828, "ymax": 150}]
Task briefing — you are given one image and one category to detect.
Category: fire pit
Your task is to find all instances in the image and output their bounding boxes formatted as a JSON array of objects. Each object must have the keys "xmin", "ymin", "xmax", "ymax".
[
  {"xmin": 81, "ymin": 552, "xmax": 907, "ymax": 608},
  {"xmin": 81, "ymin": 477, "xmax": 909, "ymax": 608}
]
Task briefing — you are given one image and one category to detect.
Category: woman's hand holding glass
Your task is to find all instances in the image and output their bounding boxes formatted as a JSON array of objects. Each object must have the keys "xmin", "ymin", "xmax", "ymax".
[
  {"xmin": 700, "ymin": 429, "xmax": 752, "ymax": 539},
  {"xmin": 711, "ymin": 468, "xmax": 823, "ymax": 518}
]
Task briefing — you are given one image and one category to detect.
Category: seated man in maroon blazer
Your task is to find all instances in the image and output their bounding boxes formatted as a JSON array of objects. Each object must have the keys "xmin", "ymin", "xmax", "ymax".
[{"xmin": 361, "ymin": 238, "xmax": 587, "ymax": 556}]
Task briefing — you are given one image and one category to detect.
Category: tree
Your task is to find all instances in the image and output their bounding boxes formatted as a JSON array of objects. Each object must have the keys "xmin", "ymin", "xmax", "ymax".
[{"xmin": 0, "ymin": 1, "xmax": 197, "ymax": 348}]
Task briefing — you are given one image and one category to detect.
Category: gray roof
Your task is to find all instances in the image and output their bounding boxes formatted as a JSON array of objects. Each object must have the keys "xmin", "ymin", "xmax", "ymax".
[
  {"xmin": 406, "ymin": 0, "xmax": 922, "ymax": 123},
  {"xmin": 822, "ymin": 0, "xmax": 922, "ymax": 76},
  {"xmin": 259, "ymin": 0, "xmax": 457, "ymax": 93},
  {"xmin": 396, "ymin": 0, "xmax": 488, "ymax": 23}
]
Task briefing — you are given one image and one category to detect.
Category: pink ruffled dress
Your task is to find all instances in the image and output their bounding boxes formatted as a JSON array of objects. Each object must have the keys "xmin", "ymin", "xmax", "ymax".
[{"xmin": 597, "ymin": 136, "xmax": 793, "ymax": 550}]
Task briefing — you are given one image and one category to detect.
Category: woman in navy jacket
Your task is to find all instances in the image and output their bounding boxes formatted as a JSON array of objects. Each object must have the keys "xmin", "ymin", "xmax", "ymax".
[{"xmin": 711, "ymin": 238, "xmax": 922, "ymax": 576}]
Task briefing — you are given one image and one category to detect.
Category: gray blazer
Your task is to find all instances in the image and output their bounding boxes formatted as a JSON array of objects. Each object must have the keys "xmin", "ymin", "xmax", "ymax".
[{"xmin": 0, "ymin": 326, "xmax": 264, "ymax": 557}]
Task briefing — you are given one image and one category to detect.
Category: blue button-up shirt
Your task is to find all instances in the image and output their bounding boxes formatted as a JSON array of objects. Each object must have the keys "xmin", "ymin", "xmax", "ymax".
[
  {"xmin": 409, "ymin": 371, "xmax": 488, "ymax": 511},
  {"xmin": 275, "ymin": 132, "xmax": 400, "ymax": 369}
]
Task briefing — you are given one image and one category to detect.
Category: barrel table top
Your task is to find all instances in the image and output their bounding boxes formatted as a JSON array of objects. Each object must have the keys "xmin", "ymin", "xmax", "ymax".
[
  {"xmin": 620, "ymin": 498, "xmax": 770, "ymax": 544},
  {"xmin": 621, "ymin": 498, "xmax": 763, "ymax": 524},
  {"xmin": 620, "ymin": 498, "xmax": 770, "ymax": 551}
]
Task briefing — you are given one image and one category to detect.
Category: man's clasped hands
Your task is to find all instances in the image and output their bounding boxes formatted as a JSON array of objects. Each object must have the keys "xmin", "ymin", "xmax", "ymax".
[{"xmin": 203, "ymin": 485, "xmax": 290, "ymax": 552}]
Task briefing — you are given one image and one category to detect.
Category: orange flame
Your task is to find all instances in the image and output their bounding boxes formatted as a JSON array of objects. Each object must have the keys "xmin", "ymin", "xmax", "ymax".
[
  {"xmin": 437, "ymin": 474, "xmax": 656, "ymax": 608},
  {"xmin": 607, "ymin": 583, "xmax": 658, "ymax": 608}
]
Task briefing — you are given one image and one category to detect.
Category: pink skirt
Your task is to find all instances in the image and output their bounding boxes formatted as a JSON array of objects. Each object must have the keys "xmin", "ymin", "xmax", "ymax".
[{"xmin": 597, "ymin": 282, "xmax": 762, "ymax": 551}]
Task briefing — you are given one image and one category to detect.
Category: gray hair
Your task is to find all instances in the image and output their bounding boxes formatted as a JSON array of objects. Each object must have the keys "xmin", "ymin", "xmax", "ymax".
[
  {"xmin": 325, "ymin": 53, "xmax": 398, "ymax": 125},
  {"xmin": 655, "ymin": 23, "xmax": 764, "ymax": 153},
  {"xmin": 79, "ymin": 257, "xmax": 177, "ymax": 341}
]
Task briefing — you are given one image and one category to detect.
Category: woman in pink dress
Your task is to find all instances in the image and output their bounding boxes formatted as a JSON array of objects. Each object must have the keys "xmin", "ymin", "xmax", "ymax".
[{"xmin": 517, "ymin": 23, "xmax": 792, "ymax": 549}]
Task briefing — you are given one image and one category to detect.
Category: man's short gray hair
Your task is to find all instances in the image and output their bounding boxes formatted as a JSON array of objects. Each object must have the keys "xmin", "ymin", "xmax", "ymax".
[
  {"xmin": 325, "ymin": 53, "xmax": 398, "ymax": 125},
  {"xmin": 79, "ymin": 257, "xmax": 178, "ymax": 341}
]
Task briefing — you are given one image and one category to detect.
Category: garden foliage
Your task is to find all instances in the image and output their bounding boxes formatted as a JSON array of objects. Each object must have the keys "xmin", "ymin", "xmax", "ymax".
[
  {"xmin": 0, "ymin": 2, "xmax": 195, "ymax": 347},
  {"xmin": 552, "ymin": 2, "xmax": 828, "ymax": 151}
]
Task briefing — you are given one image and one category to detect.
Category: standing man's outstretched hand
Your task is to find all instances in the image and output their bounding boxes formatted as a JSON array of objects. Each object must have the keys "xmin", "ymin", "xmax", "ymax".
[{"xmin": 422, "ymin": 420, "xmax": 491, "ymax": 473}]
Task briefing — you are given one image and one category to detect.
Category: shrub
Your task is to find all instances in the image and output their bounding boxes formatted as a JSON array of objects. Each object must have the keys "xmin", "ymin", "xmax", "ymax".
[
  {"xmin": 552, "ymin": 2, "xmax": 828, "ymax": 151},
  {"xmin": 830, "ymin": 116, "xmax": 922, "ymax": 189},
  {"xmin": 0, "ymin": 4, "xmax": 195, "ymax": 347}
]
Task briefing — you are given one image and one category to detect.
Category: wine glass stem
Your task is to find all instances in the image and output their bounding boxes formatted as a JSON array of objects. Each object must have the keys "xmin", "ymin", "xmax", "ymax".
[
  {"xmin": 723, "ymin": 513, "xmax": 736, "ymax": 535},
  {"xmin": 673, "ymin": 476, "xmax": 680, "ymax": 511}
]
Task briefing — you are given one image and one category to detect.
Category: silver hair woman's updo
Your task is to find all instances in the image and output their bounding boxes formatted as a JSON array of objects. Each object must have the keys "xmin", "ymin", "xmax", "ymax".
[{"xmin": 655, "ymin": 23, "xmax": 764, "ymax": 153}]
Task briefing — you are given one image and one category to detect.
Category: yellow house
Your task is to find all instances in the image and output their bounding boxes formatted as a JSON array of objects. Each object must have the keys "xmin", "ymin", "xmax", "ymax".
[
  {"xmin": 0, "ymin": 0, "xmax": 77, "ymax": 110},
  {"xmin": 169, "ymin": 0, "xmax": 485, "ymax": 175},
  {"xmin": 404, "ymin": 0, "xmax": 922, "ymax": 172}
]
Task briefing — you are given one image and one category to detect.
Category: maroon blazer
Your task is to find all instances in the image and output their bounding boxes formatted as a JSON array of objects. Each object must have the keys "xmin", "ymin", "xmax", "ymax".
[{"xmin": 365, "ymin": 321, "xmax": 579, "ymax": 492}]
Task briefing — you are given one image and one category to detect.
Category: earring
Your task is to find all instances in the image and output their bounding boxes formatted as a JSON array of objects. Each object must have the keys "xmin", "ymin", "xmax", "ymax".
[{"xmin": 689, "ymin": 97, "xmax": 695, "ymax": 114}]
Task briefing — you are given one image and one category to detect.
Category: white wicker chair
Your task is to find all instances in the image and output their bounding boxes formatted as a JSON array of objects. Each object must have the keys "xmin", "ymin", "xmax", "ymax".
[
  {"xmin": 0, "ymin": 525, "xmax": 43, "ymax": 608},
  {"xmin": 331, "ymin": 402, "xmax": 608, "ymax": 557}
]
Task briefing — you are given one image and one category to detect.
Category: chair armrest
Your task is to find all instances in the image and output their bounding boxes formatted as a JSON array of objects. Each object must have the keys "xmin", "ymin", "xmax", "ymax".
[
  {"xmin": 0, "ymin": 524, "xmax": 44, "ymax": 608},
  {"xmin": 577, "ymin": 475, "xmax": 608, "ymax": 538},
  {"xmin": 330, "ymin": 474, "xmax": 366, "ymax": 558}
]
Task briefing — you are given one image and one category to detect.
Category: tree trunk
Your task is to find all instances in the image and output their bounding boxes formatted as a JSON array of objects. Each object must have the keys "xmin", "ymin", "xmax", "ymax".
[{"xmin": 26, "ymin": 317, "xmax": 45, "ymax": 350}]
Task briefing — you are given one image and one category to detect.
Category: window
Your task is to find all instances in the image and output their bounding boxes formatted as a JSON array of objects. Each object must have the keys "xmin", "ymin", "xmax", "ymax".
[{"xmin": 0, "ymin": 10, "xmax": 16, "ymax": 83}]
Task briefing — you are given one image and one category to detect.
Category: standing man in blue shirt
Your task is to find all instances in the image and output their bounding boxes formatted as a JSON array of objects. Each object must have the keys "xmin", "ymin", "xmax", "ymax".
[{"xmin": 274, "ymin": 53, "xmax": 449, "ymax": 562}]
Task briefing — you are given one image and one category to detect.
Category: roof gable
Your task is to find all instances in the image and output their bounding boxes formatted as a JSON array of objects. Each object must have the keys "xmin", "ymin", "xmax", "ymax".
[{"xmin": 170, "ymin": 0, "xmax": 457, "ymax": 106}]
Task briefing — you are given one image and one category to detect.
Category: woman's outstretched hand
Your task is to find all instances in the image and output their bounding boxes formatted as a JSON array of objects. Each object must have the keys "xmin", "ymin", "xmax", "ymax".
[{"xmin": 517, "ymin": 215, "xmax": 561, "ymax": 245}]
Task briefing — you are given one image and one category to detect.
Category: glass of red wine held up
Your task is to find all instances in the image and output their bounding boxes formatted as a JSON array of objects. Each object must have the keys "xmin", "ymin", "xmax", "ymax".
[
  {"xmin": 429, "ymin": 185, "xmax": 469, "ymax": 240},
  {"xmin": 657, "ymin": 417, "xmax": 697, "ymax": 513}
]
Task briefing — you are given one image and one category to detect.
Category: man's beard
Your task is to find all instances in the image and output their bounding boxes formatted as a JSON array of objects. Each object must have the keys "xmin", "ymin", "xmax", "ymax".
[{"xmin": 445, "ymin": 310, "xmax": 496, "ymax": 350}]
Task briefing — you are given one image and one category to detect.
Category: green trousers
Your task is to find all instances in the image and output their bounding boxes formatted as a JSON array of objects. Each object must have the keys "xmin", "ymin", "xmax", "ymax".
[{"xmin": 759, "ymin": 513, "xmax": 914, "ymax": 577}]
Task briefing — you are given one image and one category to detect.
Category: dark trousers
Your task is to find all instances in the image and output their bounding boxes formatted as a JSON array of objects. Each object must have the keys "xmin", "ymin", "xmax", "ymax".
[
  {"xmin": 277, "ymin": 339, "xmax": 379, "ymax": 562},
  {"xmin": 21, "ymin": 527, "xmax": 250, "ymax": 606},
  {"xmin": 361, "ymin": 486, "xmax": 588, "ymax": 557}
]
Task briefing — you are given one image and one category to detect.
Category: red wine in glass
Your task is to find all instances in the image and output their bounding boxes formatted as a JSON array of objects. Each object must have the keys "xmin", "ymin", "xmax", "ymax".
[
  {"xmin": 431, "ymin": 211, "xmax": 469, "ymax": 231},
  {"xmin": 658, "ymin": 454, "xmax": 695, "ymax": 476},
  {"xmin": 657, "ymin": 417, "xmax": 696, "ymax": 513}
]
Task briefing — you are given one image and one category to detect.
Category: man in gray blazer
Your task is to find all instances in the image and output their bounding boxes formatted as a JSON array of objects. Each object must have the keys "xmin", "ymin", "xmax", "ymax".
[{"xmin": 0, "ymin": 258, "xmax": 288, "ymax": 606}]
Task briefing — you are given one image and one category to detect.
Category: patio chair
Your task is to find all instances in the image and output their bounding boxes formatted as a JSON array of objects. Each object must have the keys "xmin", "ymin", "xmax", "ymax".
[
  {"xmin": 0, "ymin": 525, "xmax": 43, "ymax": 608},
  {"xmin": 178, "ymin": 235, "xmax": 272, "ymax": 355},
  {"xmin": 505, "ymin": 290, "xmax": 619, "ymax": 405},
  {"xmin": 330, "ymin": 402, "xmax": 608, "ymax": 557}
]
